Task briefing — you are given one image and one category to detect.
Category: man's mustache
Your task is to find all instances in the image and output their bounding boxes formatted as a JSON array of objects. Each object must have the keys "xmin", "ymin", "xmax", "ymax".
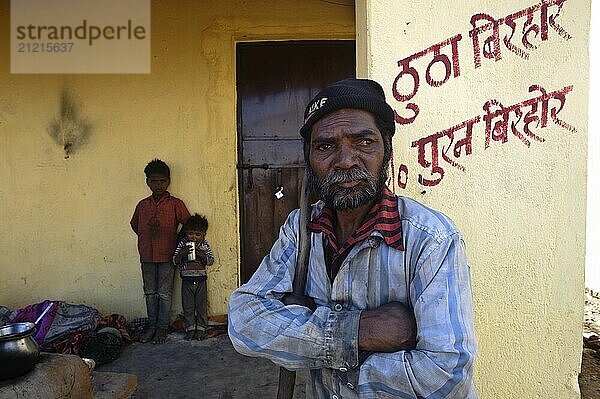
[
  {"xmin": 306, "ymin": 163, "xmax": 384, "ymax": 210},
  {"xmin": 321, "ymin": 167, "xmax": 373, "ymax": 186}
]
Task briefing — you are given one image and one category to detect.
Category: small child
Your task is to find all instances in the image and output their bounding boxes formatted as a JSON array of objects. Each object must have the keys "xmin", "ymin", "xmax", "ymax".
[
  {"xmin": 173, "ymin": 214, "xmax": 214, "ymax": 340},
  {"xmin": 130, "ymin": 159, "xmax": 191, "ymax": 344}
]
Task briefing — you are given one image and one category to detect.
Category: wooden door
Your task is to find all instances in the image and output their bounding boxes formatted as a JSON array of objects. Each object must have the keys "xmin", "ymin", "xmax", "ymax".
[{"xmin": 237, "ymin": 41, "xmax": 355, "ymax": 284}]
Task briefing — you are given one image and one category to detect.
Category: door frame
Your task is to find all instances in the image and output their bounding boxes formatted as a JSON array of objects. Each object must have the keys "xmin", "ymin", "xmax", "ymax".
[{"xmin": 234, "ymin": 39, "xmax": 356, "ymax": 285}]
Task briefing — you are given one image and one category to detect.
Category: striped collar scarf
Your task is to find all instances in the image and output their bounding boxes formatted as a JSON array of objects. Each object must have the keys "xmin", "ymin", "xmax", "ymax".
[{"xmin": 308, "ymin": 186, "xmax": 404, "ymax": 263}]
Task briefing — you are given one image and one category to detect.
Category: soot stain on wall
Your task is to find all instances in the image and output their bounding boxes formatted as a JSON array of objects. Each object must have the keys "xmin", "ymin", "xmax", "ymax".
[{"xmin": 47, "ymin": 90, "xmax": 92, "ymax": 159}]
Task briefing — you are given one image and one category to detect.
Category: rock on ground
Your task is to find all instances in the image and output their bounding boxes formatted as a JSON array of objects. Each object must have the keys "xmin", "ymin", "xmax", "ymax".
[
  {"xmin": 581, "ymin": 288, "xmax": 600, "ymax": 399},
  {"xmin": 0, "ymin": 353, "xmax": 93, "ymax": 398}
]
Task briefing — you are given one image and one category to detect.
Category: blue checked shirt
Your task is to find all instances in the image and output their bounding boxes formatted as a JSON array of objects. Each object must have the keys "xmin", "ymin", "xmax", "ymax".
[{"xmin": 228, "ymin": 195, "xmax": 477, "ymax": 398}]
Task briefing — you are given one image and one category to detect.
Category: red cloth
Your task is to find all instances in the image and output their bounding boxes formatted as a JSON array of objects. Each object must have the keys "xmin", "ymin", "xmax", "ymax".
[
  {"xmin": 130, "ymin": 192, "xmax": 190, "ymax": 262},
  {"xmin": 42, "ymin": 331, "xmax": 90, "ymax": 355},
  {"xmin": 308, "ymin": 187, "xmax": 404, "ymax": 281},
  {"xmin": 309, "ymin": 186, "xmax": 404, "ymax": 258},
  {"xmin": 98, "ymin": 314, "xmax": 132, "ymax": 343}
]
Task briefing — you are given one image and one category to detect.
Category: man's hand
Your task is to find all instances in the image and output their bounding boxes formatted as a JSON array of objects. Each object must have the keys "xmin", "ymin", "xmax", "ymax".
[
  {"xmin": 281, "ymin": 293, "xmax": 316, "ymax": 311},
  {"xmin": 358, "ymin": 302, "xmax": 417, "ymax": 352}
]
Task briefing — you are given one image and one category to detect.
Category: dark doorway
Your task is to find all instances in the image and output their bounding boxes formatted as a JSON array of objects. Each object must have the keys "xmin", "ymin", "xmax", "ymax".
[{"xmin": 236, "ymin": 40, "xmax": 355, "ymax": 284}]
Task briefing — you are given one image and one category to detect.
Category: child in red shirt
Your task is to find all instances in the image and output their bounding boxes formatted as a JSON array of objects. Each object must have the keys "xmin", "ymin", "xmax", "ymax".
[{"xmin": 130, "ymin": 159, "xmax": 190, "ymax": 343}]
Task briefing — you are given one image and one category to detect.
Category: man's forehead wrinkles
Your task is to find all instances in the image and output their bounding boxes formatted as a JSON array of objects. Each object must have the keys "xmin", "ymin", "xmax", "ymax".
[
  {"xmin": 312, "ymin": 128, "xmax": 379, "ymax": 142},
  {"xmin": 312, "ymin": 135, "xmax": 335, "ymax": 143},
  {"xmin": 348, "ymin": 129, "xmax": 379, "ymax": 138}
]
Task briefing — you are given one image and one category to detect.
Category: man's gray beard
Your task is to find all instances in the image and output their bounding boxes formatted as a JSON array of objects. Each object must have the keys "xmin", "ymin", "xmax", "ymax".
[{"xmin": 307, "ymin": 163, "xmax": 388, "ymax": 211}]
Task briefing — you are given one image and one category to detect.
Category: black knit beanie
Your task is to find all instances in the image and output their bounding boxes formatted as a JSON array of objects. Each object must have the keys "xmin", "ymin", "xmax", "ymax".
[{"xmin": 299, "ymin": 78, "xmax": 395, "ymax": 139}]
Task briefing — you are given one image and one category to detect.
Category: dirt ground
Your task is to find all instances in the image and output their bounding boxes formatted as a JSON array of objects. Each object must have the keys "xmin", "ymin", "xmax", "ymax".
[
  {"xmin": 96, "ymin": 332, "xmax": 307, "ymax": 398},
  {"xmin": 95, "ymin": 290, "xmax": 600, "ymax": 398}
]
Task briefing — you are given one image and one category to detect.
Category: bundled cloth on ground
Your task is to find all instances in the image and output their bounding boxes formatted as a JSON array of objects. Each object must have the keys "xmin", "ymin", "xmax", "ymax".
[{"xmin": 0, "ymin": 301, "xmax": 130, "ymax": 359}]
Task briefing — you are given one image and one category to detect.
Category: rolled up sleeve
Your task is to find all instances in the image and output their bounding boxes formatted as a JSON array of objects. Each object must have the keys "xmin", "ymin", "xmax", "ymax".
[{"xmin": 228, "ymin": 210, "xmax": 363, "ymax": 371}]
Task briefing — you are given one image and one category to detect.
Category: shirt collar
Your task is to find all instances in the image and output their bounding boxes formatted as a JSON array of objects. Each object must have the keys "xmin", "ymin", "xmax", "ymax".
[
  {"xmin": 148, "ymin": 191, "xmax": 171, "ymax": 204},
  {"xmin": 308, "ymin": 186, "xmax": 404, "ymax": 258}
]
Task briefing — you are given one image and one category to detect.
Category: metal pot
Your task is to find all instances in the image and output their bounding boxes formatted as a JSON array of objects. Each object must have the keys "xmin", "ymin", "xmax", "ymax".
[{"xmin": 0, "ymin": 322, "xmax": 40, "ymax": 380}]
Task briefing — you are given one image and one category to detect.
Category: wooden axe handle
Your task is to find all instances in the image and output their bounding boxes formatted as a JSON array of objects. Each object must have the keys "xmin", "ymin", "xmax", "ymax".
[
  {"xmin": 277, "ymin": 369, "xmax": 297, "ymax": 399},
  {"xmin": 277, "ymin": 171, "xmax": 311, "ymax": 399},
  {"xmin": 293, "ymin": 169, "xmax": 312, "ymax": 295}
]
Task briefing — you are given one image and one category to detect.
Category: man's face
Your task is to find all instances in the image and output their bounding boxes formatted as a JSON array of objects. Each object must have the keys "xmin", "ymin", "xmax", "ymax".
[{"xmin": 308, "ymin": 108, "xmax": 387, "ymax": 211}]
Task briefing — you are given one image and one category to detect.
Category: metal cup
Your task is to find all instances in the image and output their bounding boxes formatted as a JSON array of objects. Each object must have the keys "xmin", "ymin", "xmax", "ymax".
[{"xmin": 187, "ymin": 242, "xmax": 196, "ymax": 261}]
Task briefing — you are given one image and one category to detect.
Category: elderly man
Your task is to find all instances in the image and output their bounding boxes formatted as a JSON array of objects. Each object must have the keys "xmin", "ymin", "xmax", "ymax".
[{"xmin": 228, "ymin": 78, "xmax": 477, "ymax": 398}]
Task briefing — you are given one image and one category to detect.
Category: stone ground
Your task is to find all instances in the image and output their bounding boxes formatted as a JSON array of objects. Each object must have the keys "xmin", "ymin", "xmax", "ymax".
[{"xmin": 95, "ymin": 291, "xmax": 600, "ymax": 398}]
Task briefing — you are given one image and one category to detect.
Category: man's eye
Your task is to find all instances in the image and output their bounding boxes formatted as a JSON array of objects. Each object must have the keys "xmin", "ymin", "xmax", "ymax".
[
  {"xmin": 358, "ymin": 139, "xmax": 373, "ymax": 146},
  {"xmin": 316, "ymin": 143, "xmax": 332, "ymax": 151}
]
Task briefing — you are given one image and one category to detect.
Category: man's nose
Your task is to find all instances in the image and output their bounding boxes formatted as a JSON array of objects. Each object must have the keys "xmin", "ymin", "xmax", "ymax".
[{"xmin": 333, "ymin": 144, "xmax": 359, "ymax": 169}]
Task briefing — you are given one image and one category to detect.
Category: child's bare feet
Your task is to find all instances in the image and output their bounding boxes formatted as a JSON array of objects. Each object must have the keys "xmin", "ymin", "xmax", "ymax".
[
  {"xmin": 140, "ymin": 327, "xmax": 156, "ymax": 343},
  {"xmin": 153, "ymin": 328, "xmax": 168, "ymax": 344}
]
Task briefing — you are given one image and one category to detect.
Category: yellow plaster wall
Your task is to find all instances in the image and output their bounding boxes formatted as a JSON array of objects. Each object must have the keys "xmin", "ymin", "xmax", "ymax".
[
  {"xmin": 0, "ymin": 0, "xmax": 354, "ymax": 319},
  {"xmin": 357, "ymin": 0, "xmax": 588, "ymax": 397}
]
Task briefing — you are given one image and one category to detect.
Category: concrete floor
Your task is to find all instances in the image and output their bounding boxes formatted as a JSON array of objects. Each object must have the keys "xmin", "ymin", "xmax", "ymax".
[{"xmin": 96, "ymin": 332, "xmax": 307, "ymax": 399}]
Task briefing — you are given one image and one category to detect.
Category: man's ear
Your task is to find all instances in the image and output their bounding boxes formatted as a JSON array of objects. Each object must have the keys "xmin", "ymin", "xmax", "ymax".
[{"xmin": 146, "ymin": 177, "xmax": 151, "ymax": 187}]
